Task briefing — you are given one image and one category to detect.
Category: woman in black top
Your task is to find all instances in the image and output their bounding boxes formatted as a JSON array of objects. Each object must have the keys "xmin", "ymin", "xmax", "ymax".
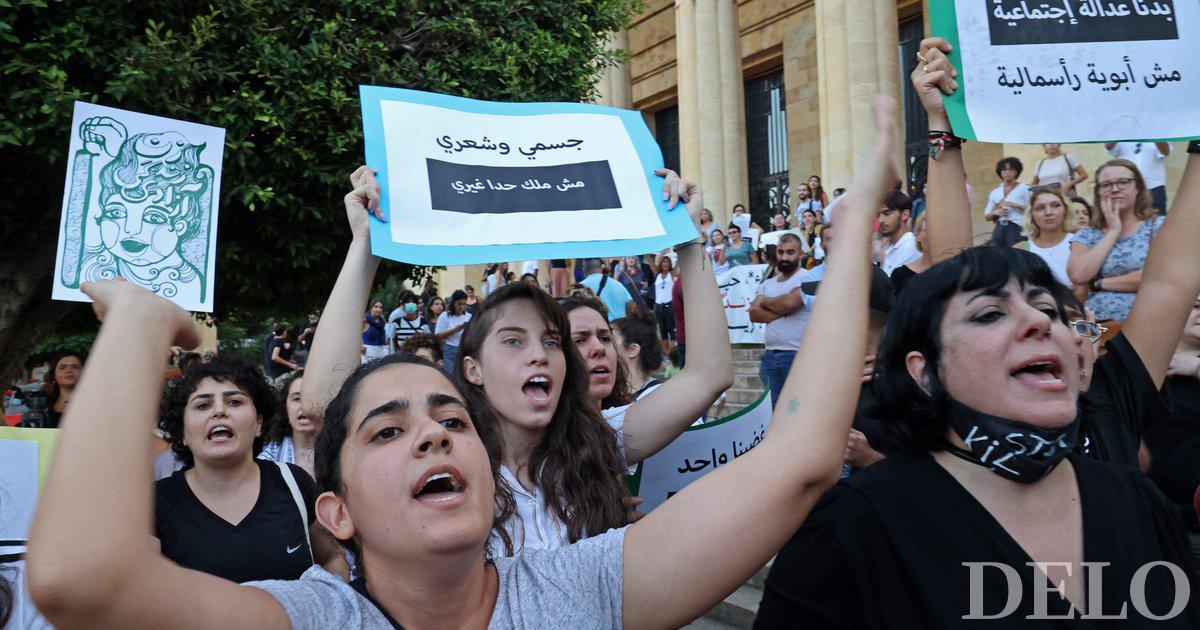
[
  {"xmin": 154, "ymin": 357, "xmax": 345, "ymax": 582},
  {"xmin": 757, "ymin": 246, "xmax": 1198, "ymax": 628},
  {"xmin": 37, "ymin": 352, "xmax": 84, "ymax": 428}
]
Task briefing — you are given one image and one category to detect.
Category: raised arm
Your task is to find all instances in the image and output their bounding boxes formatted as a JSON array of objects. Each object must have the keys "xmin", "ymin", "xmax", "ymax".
[
  {"xmin": 25, "ymin": 282, "xmax": 289, "ymax": 630},
  {"xmin": 621, "ymin": 97, "xmax": 896, "ymax": 629},
  {"xmin": 620, "ymin": 170, "xmax": 735, "ymax": 465},
  {"xmin": 1124, "ymin": 148, "xmax": 1200, "ymax": 388},
  {"xmin": 911, "ymin": 37, "xmax": 974, "ymax": 262},
  {"xmin": 300, "ymin": 166, "xmax": 384, "ymax": 420}
]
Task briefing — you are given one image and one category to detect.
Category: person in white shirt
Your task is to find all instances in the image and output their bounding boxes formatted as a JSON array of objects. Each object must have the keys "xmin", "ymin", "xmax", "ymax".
[
  {"xmin": 1106, "ymin": 141, "xmax": 1171, "ymax": 215},
  {"xmin": 877, "ymin": 190, "xmax": 921, "ymax": 276},
  {"xmin": 792, "ymin": 183, "xmax": 824, "ymax": 219},
  {"xmin": 749, "ymin": 233, "xmax": 820, "ymax": 407},
  {"xmin": 984, "ymin": 157, "xmax": 1031, "ymax": 246},
  {"xmin": 1016, "ymin": 186, "xmax": 1077, "ymax": 288},
  {"xmin": 434, "ymin": 289, "xmax": 472, "ymax": 374},
  {"xmin": 1030, "ymin": 143, "xmax": 1088, "ymax": 198}
]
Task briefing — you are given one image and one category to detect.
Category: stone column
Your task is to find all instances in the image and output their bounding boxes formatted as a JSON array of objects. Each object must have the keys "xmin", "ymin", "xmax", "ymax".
[
  {"xmin": 595, "ymin": 30, "xmax": 633, "ymax": 109},
  {"xmin": 676, "ymin": 0, "xmax": 748, "ymax": 228},
  {"xmin": 816, "ymin": 0, "xmax": 902, "ymax": 191}
]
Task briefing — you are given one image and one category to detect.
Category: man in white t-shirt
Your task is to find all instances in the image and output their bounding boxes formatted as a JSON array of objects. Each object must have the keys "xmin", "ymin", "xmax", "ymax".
[
  {"xmin": 877, "ymin": 191, "xmax": 921, "ymax": 276},
  {"xmin": 748, "ymin": 233, "xmax": 819, "ymax": 408},
  {"xmin": 1106, "ymin": 141, "xmax": 1172, "ymax": 214}
]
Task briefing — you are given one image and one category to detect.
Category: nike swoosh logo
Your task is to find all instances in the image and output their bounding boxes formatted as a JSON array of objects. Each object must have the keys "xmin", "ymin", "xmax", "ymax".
[{"xmin": 286, "ymin": 544, "xmax": 302, "ymax": 554}]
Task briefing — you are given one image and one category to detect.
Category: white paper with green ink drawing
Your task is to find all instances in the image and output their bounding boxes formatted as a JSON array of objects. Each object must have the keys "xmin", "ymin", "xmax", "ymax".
[
  {"xmin": 931, "ymin": 0, "xmax": 1200, "ymax": 143},
  {"xmin": 52, "ymin": 102, "xmax": 224, "ymax": 312}
]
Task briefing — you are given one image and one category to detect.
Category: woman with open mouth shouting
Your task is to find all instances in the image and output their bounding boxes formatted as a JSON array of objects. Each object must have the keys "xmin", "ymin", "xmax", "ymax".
[
  {"xmin": 25, "ymin": 99, "xmax": 892, "ymax": 630},
  {"xmin": 152, "ymin": 357, "xmax": 346, "ymax": 583}
]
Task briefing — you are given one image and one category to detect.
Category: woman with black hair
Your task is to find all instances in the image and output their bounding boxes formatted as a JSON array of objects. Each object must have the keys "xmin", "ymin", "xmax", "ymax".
[
  {"xmin": 985, "ymin": 157, "xmax": 1031, "ymax": 247},
  {"xmin": 258, "ymin": 371, "xmax": 320, "ymax": 478},
  {"xmin": 36, "ymin": 352, "xmax": 83, "ymax": 428},
  {"xmin": 434, "ymin": 289, "xmax": 472, "ymax": 374},
  {"xmin": 153, "ymin": 357, "xmax": 345, "ymax": 582},
  {"xmin": 613, "ymin": 310, "xmax": 665, "ymax": 400}
]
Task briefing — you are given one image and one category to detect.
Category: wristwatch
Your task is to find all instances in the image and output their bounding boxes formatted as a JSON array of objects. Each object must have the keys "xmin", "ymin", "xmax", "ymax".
[{"xmin": 1091, "ymin": 278, "xmax": 1104, "ymax": 292}]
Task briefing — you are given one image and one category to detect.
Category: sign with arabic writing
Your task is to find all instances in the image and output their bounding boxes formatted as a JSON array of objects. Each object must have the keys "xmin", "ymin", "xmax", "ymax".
[
  {"xmin": 628, "ymin": 389, "xmax": 771, "ymax": 513},
  {"xmin": 931, "ymin": 0, "xmax": 1200, "ymax": 142},
  {"xmin": 359, "ymin": 86, "xmax": 698, "ymax": 265},
  {"xmin": 719, "ymin": 264, "xmax": 767, "ymax": 344}
]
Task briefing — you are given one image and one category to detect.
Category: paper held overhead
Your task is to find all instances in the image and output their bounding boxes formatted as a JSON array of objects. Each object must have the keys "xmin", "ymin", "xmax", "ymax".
[{"xmin": 359, "ymin": 86, "xmax": 700, "ymax": 265}]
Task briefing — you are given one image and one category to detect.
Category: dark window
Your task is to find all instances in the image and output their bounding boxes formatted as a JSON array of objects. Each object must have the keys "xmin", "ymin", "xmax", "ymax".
[
  {"xmin": 654, "ymin": 106, "xmax": 680, "ymax": 174},
  {"xmin": 745, "ymin": 70, "xmax": 789, "ymax": 228},
  {"xmin": 899, "ymin": 18, "xmax": 930, "ymax": 199}
]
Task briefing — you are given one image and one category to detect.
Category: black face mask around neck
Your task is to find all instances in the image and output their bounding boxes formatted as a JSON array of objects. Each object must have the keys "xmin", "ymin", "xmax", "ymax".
[{"xmin": 941, "ymin": 399, "xmax": 1079, "ymax": 484}]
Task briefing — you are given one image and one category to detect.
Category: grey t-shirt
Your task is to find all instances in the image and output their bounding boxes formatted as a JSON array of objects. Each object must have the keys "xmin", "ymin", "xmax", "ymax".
[{"xmin": 246, "ymin": 526, "xmax": 625, "ymax": 629}]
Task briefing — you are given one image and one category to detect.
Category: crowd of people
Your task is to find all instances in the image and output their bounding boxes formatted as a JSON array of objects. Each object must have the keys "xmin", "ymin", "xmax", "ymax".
[{"xmin": 2, "ymin": 36, "xmax": 1199, "ymax": 629}]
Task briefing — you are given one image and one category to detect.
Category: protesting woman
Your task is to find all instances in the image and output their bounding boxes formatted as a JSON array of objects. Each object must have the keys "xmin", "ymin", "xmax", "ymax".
[
  {"xmin": 258, "ymin": 371, "xmax": 320, "ymax": 478},
  {"xmin": 984, "ymin": 157, "xmax": 1031, "ymax": 247},
  {"xmin": 652, "ymin": 255, "xmax": 678, "ymax": 354},
  {"xmin": 151, "ymin": 357, "xmax": 345, "ymax": 583},
  {"xmin": 1016, "ymin": 187, "xmax": 1077, "ymax": 289},
  {"xmin": 1030, "ymin": 143, "xmax": 1088, "ymax": 197},
  {"xmin": 1067, "ymin": 159, "xmax": 1166, "ymax": 322},
  {"xmin": 725, "ymin": 224, "xmax": 759, "ymax": 266},
  {"xmin": 27, "ymin": 103, "xmax": 894, "ymax": 627},
  {"xmin": 434, "ymin": 289, "xmax": 472, "ymax": 374},
  {"xmin": 359, "ymin": 299, "xmax": 387, "ymax": 363},
  {"xmin": 34, "ymin": 352, "xmax": 83, "ymax": 428}
]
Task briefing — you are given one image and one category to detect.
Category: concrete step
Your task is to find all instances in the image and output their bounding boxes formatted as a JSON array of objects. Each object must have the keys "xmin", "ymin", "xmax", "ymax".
[
  {"xmin": 733, "ymin": 360, "xmax": 761, "ymax": 373},
  {"xmin": 724, "ymin": 387, "xmax": 765, "ymax": 405},
  {"xmin": 730, "ymin": 348, "xmax": 763, "ymax": 362},
  {"xmin": 748, "ymin": 559, "xmax": 773, "ymax": 589},
  {"xmin": 732, "ymin": 373, "xmax": 763, "ymax": 390},
  {"xmin": 703, "ymin": 583, "xmax": 762, "ymax": 629}
]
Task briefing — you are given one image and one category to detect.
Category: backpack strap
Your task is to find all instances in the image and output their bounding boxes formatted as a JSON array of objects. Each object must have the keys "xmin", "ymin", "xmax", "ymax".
[{"xmin": 275, "ymin": 461, "xmax": 314, "ymax": 564}]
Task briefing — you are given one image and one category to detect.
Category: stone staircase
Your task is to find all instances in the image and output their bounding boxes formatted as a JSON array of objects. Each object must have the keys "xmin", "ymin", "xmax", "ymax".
[{"xmin": 708, "ymin": 345, "xmax": 765, "ymax": 419}]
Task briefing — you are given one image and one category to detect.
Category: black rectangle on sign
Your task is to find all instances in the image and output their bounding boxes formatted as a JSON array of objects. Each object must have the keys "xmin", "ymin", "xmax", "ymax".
[
  {"xmin": 427, "ymin": 159, "xmax": 622, "ymax": 214},
  {"xmin": 987, "ymin": 0, "xmax": 1179, "ymax": 45}
]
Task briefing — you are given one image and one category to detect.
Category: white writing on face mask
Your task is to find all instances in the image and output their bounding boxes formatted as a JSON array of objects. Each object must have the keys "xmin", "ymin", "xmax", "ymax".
[{"xmin": 962, "ymin": 425, "xmax": 1069, "ymax": 475}]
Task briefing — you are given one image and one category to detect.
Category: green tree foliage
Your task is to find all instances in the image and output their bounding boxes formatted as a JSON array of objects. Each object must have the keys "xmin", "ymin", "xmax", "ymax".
[{"xmin": 0, "ymin": 0, "xmax": 636, "ymax": 329}]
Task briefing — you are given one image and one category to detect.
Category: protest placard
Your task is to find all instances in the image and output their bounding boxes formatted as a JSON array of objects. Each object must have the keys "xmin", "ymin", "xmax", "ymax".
[
  {"xmin": 931, "ymin": 0, "xmax": 1200, "ymax": 142},
  {"xmin": 0, "ymin": 427, "xmax": 58, "ymax": 541},
  {"xmin": 718, "ymin": 264, "xmax": 767, "ymax": 344},
  {"xmin": 359, "ymin": 86, "xmax": 699, "ymax": 265},
  {"xmin": 52, "ymin": 102, "xmax": 224, "ymax": 312},
  {"xmin": 628, "ymin": 389, "xmax": 771, "ymax": 513}
]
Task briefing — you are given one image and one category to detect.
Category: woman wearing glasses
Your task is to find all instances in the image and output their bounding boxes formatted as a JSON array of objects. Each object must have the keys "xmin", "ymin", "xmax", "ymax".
[{"xmin": 1067, "ymin": 159, "xmax": 1166, "ymax": 323}]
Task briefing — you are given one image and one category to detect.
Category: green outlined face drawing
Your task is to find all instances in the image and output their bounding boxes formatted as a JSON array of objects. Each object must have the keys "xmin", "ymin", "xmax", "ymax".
[{"xmin": 63, "ymin": 116, "xmax": 214, "ymax": 301}]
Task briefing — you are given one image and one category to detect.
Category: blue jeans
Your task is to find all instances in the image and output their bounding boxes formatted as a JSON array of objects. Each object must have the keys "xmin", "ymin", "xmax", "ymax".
[
  {"xmin": 443, "ymin": 343, "xmax": 459, "ymax": 375},
  {"xmin": 760, "ymin": 349, "xmax": 796, "ymax": 409}
]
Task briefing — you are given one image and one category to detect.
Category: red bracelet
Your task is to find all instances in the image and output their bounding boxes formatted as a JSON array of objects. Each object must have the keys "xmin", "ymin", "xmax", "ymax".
[{"xmin": 928, "ymin": 130, "xmax": 964, "ymax": 161}]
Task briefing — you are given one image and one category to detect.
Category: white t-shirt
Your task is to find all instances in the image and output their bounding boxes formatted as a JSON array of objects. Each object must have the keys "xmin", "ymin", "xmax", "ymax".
[
  {"xmin": 984, "ymin": 182, "xmax": 1031, "ymax": 226},
  {"xmin": 1034, "ymin": 153, "xmax": 1082, "ymax": 191},
  {"xmin": 730, "ymin": 213, "xmax": 751, "ymax": 232},
  {"xmin": 1027, "ymin": 237, "xmax": 1073, "ymax": 288},
  {"xmin": 435, "ymin": 311, "xmax": 472, "ymax": 346},
  {"xmin": 1108, "ymin": 142, "xmax": 1168, "ymax": 188},
  {"xmin": 754, "ymin": 269, "xmax": 814, "ymax": 351},
  {"xmin": 653, "ymin": 272, "xmax": 675, "ymax": 305},
  {"xmin": 881, "ymin": 231, "xmax": 922, "ymax": 277},
  {"xmin": 794, "ymin": 198, "xmax": 824, "ymax": 219},
  {"xmin": 499, "ymin": 408, "xmax": 627, "ymax": 552}
]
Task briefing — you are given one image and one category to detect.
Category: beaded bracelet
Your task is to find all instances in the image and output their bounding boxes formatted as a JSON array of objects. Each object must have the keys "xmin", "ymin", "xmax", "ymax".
[{"xmin": 928, "ymin": 130, "xmax": 964, "ymax": 161}]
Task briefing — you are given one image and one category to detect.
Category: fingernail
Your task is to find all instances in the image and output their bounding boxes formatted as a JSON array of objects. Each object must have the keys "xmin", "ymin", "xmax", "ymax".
[{"xmin": 662, "ymin": 191, "xmax": 669, "ymax": 200}]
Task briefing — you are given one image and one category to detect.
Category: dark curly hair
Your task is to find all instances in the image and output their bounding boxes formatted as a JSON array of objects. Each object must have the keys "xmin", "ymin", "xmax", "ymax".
[
  {"xmin": 265, "ymin": 370, "xmax": 305, "ymax": 445},
  {"xmin": 158, "ymin": 356, "xmax": 277, "ymax": 468},
  {"xmin": 613, "ymin": 309, "xmax": 663, "ymax": 375},
  {"xmin": 456, "ymin": 283, "xmax": 630, "ymax": 546},
  {"xmin": 871, "ymin": 246, "xmax": 1074, "ymax": 454},
  {"xmin": 400, "ymin": 333, "xmax": 444, "ymax": 363},
  {"xmin": 314, "ymin": 353, "xmax": 515, "ymax": 557},
  {"xmin": 41, "ymin": 350, "xmax": 86, "ymax": 410}
]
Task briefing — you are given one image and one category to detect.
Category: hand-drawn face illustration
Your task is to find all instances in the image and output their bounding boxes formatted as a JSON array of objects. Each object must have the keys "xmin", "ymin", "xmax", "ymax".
[{"xmin": 60, "ymin": 112, "xmax": 217, "ymax": 306}]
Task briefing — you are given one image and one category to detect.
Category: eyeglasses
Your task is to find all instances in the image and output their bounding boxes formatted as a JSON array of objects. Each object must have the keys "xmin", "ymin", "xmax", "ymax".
[
  {"xmin": 1068, "ymin": 319, "xmax": 1108, "ymax": 341},
  {"xmin": 1097, "ymin": 178, "xmax": 1134, "ymax": 192}
]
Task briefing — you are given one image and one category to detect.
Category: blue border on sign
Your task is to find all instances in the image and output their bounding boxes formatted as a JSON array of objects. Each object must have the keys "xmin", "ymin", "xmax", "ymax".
[{"xmin": 359, "ymin": 85, "xmax": 698, "ymax": 266}]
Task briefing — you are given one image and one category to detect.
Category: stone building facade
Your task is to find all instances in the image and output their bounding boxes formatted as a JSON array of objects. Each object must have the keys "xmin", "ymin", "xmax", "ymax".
[{"xmin": 434, "ymin": 0, "xmax": 1187, "ymax": 295}]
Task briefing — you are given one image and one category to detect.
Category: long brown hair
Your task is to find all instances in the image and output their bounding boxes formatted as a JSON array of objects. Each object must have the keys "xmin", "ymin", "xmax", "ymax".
[
  {"xmin": 560, "ymin": 294, "xmax": 634, "ymax": 408},
  {"xmin": 41, "ymin": 351, "xmax": 84, "ymax": 409},
  {"xmin": 1091, "ymin": 158, "xmax": 1155, "ymax": 229},
  {"xmin": 453, "ymin": 283, "xmax": 630, "ymax": 545}
]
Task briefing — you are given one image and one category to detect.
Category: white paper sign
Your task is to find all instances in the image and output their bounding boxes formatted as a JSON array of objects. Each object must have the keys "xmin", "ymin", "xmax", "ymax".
[
  {"xmin": 938, "ymin": 0, "xmax": 1200, "ymax": 142},
  {"xmin": 718, "ymin": 264, "xmax": 767, "ymax": 344},
  {"xmin": 52, "ymin": 102, "xmax": 224, "ymax": 312},
  {"xmin": 631, "ymin": 390, "xmax": 771, "ymax": 513},
  {"xmin": 0, "ymin": 440, "xmax": 39, "ymax": 540}
]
